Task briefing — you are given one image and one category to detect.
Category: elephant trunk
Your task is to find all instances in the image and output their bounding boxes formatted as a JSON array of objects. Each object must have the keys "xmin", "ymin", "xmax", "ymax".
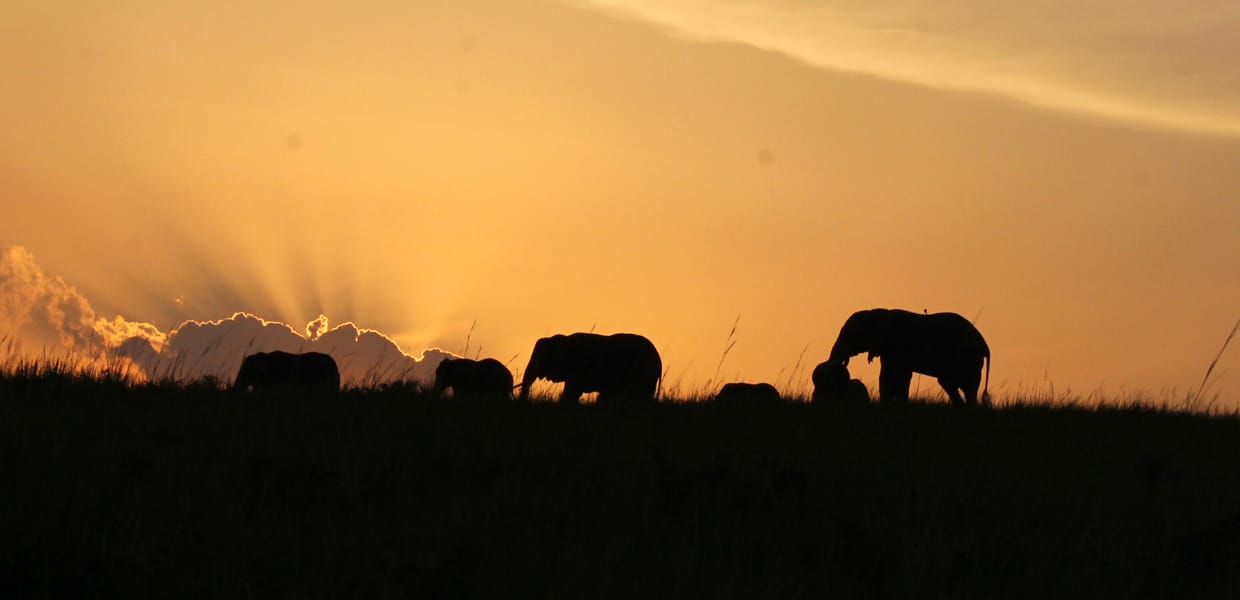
[
  {"xmin": 232, "ymin": 368, "xmax": 252, "ymax": 392},
  {"xmin": 519, "ymin": 358, "xmax": 539, "ymax": 400},
  {"xmin": 234, "ymin": 376, "xmax": 259, "ymax": 392},
  {"xmin": 519, "ymin": 370, "xmax": 536, "ymax": 400},
  {"xmin": 827, "ymin": 338, "xmax": 853, "ymax": 367},
  {"xmin": 519, "ymin": 342, "xmax": 546, "ymax": 401}
]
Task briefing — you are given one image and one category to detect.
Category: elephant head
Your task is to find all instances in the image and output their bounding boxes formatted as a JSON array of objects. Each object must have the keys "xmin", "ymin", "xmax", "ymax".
[
  {"xmin": 433, "ymin": 357, "xmax": 514, "ymax": 401},
  {"xmin": 431, "ymin": 358, "xmax": 458, "ymax": 397},
  {"xmin": 519, "ymin": 335, "xmax": 569, "ymax": 400},
  {"xmin": 825, "ymin": 309, "xmax": 989, "ymax": 405},
  {"xmin": 827, "ymin": 309, "xmax": 895, "ymax": 367},
  {"xmin": 518, "ymin": 332, "xmax": 661, "ymax": 405},
  {"xmin": 233, "ymin": 351, "xmax": 340, "ymax": 394}
]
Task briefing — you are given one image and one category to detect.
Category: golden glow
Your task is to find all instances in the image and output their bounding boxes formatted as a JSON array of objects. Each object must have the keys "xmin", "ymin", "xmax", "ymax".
[{"xmin": 2, "ymin": 0, "xmax": 1238, "ymax": 402}]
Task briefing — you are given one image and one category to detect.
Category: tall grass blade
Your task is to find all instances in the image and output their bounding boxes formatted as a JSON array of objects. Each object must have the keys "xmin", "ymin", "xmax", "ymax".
[{"xmin": 1194, "ymin": 318, "xmax": 1240, "ymax": 405}]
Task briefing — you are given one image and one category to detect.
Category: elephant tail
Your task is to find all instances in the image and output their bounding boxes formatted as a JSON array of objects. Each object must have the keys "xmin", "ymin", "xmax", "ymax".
[{"xmin": 982, "ymin": 348, "xmax": 992, "ymax": 406}]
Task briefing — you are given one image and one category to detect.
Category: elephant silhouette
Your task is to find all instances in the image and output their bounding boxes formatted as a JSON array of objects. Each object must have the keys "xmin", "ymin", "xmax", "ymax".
[
  {"xmin": 826, "ymin": 308, "xmax": 990, "ymax": 405},
  {"xmin": 810, "ymin": 361, "xmax": 870, "ymax": 405},
  {"xmin": 432, "ymin": 357, "xmax": 514, "ymax": 401},
  {"xmin": 714, "ymin": 382, "xmax": 782, "ymax": 405},
  {"xmin": 233, "ymin": 351, "xmax": 340, "ymax": 393},
  {"xmin": 518, "ymin": 332, "xmax": 662, "ymax": 405}
]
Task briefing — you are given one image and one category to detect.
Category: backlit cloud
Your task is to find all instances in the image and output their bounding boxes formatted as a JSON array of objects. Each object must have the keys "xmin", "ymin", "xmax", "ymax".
[
  {"xmin": 94, "ymin": 316, "xmax": 168, "ymax": 352},
  {"xmin": 127, "ymin": 312, "xmax": 454, "ymax": 387},
  {"xmin": 2, "ymin": 245, "xmax": 452, "ymax": 386},
  {"xmin": 575, "ymin": 0, "xmax": 1240, "ymax": 136},
  {"xmin": 1, "ymin": 245, "xmax": 159, "ymax": 357}
]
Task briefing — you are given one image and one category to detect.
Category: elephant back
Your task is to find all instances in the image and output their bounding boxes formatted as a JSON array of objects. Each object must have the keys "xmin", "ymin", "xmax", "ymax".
[
  {"xmin": 435, "ymin": 357, "xmax": 514, "ymax": 400},
  {"xmin": 715, "ymin": 382, "xmax": 781, "ymax": 406},
  {"xmin": 235, "ymin": 350, "xmax": 340, "ymax": 393}
]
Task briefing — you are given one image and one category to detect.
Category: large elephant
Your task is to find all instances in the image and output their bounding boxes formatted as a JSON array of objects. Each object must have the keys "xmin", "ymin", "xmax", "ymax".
[
  {"xmin": 233, "ymin": 351, "xmax": 340, "ymax": 393},
  {"xmin": 826, "ymin": 309, "xmax": 990, "ymax": 405},
  {"xmin": 518, "ymin": 333, "xmax": 662, "ymax": 405},
  {"xmin": 810, "ymin": 361, "xmax": 870, "ymax": 405},
  {"xmin": 714, "ymin": 382, "xmax": 782, "ymax": 405},
  {"xmin": 432, "ymin": 357, "xmax": 514, "ymax": 401}
]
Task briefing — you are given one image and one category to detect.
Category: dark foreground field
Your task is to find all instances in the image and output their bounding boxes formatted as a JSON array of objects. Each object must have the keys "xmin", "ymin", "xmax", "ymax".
[{"xmin": 2, "ymin": 375, "xmax": 1239, "ymax": 599}]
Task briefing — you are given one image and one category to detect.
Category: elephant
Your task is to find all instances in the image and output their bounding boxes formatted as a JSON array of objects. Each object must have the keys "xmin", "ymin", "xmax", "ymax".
[
  {"xmin": 233, "ymin": 351, "xmax": 340, "ymax": 393},
  {"xmin": 714, "ymin": 382, "xmax": 782, "ymax": 405},
  {"xmin": 826, "ymin": 308, "xmax": 990, "ymax": 405},
  {"xmin": 810, "ymin": 361, "xmax": 870, "ymax": 405},
  {"xmin": 432, "ymin": 357, "xmax": 514, "ymax": 401},
  {"xmin": 518, "ymin": 332, "xmax": 662, "ymax": 405}
]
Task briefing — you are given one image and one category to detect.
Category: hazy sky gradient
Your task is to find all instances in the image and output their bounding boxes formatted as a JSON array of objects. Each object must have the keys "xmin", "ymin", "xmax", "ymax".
[{"xmin": 3, "ymin": 0, "xmax": 1238, "ymax": 402}]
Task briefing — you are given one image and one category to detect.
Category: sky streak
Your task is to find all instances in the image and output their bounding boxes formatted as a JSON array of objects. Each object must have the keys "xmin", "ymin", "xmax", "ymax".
[{"xmin": 575, "ymin": 0, "xmax": 1240, "ymax": 137}]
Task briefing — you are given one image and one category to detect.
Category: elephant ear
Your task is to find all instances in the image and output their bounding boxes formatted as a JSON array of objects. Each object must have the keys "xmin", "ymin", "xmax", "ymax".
[
  {"xmin": 853, "ymin": 310, "xmax": 889, "ymax": 355},
  {"xmin": 531, "ymin": 338, "xmax": 551, "ymax": 360},
  {"xmin": 832, "ymin": 312, "xmax": 870, "ymax": 362},
  {"xmin": 525, "ymin": 338, "xmax": 549, "ymax": 376},
  {"xmin": 541, "ymin": 337, "xmax": 568, "ymax": 379}
]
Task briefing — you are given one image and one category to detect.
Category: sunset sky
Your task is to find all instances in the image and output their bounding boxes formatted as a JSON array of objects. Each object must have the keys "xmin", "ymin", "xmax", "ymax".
[{"xmin": 3, "ymin": 0, "xmax": 1238, "ymax": 403}]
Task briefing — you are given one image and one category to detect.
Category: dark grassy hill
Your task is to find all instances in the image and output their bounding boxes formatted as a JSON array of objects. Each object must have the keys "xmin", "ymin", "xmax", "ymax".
[{"xmin": 2, "ymin": 371, "xmax": 1238, "ymax": 598}]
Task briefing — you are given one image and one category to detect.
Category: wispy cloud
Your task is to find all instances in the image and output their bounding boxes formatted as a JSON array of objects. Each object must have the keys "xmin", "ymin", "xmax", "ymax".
[{"xmin": 575, "ymin": 0, "xmax": 1240, "ymax": 136}]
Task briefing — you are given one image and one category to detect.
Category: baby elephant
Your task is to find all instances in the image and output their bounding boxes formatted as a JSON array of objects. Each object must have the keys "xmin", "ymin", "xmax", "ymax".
[
  {"xmin": 432, "ymin": 357, "xmax": 514, "ymax": 401},
  {"xmin": 811, "ymin": 362, "xmax": 870, "ymax": 405},
  {"xmin": 714, "ymin": 382, "xmax": 782, "ymax": 405}
]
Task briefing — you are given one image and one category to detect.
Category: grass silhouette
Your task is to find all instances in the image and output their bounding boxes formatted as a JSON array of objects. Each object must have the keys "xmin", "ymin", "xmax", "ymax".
[{"xmin": 1, "ymin": 358, "xmax": 1238, "ymax": 598}]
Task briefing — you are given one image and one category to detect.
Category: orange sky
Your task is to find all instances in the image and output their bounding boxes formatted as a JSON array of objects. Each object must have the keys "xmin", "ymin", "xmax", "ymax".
[{"xmin": 3, "ymin": 0, "xmax": 1238, "ymax": 404}]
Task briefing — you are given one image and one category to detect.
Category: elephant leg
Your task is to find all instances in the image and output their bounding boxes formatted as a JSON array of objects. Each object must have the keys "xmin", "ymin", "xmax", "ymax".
[
  {"xmin": 961, "ymin": 369, "xmax": 983, "ymax": 406},
  {"xmin": 605, "ymin": 387, "xmax": 627, "ymax": 406},
  {"xmin": 938, "ymin": 378, "xmax": 965, "ymax": 406},
  {"xmin": 559, "ymin": 383, "xmax": 583, "ymax": 405},
  {"xmin": 632, "ymin": 383, "xmax": 657, "ymax": 405},
  {"xmin": 635, "ymin": 382, "xmax": 657, "ymax": 404},
  {"xmin": 600, "ymin": 387, "xmax": 645, "ymax": 407},
  {"xmin": 878, "ymin": 366, "xmax": 912, "ymax": 404}
]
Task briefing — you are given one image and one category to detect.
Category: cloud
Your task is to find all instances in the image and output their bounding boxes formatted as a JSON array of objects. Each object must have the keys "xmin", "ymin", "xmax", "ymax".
[
  {"xmin": 306, "ymin": 314, "xmax": 329, "ymax": 341},
  {"xmin": 2, "ymin": 245, "xmax": 453, "ymax": 386},
  {"xmin": 94, "ymin": 316, "xmax": 168, "ymax": 351},
  {"xmin": 575, "ymin": 0, "xmax": 1240, "ymax": 136},
  {"xmin": 1, "ymin": 245, "xmax": 159, "ymax": 357},
  {"xmin": 125, "ymin": 312, "xmax": 454, "ymax": 387}
]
